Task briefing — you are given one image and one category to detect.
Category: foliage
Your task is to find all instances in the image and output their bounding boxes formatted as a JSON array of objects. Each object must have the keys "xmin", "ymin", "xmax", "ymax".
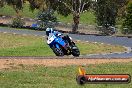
[
  {"xmin": 117, "ymin": 0, "xmax": 131, "ymax": 18},
  {"xmin": 27, "ymin": 0, "xmax": 49, "ymax": 11},
  {"xmin": 4, "ymin": 0, "xmax": 26, "ymax": 13},
  {"xmin": 37, "ymin": 9, "xmax": 58, "ymax": 28},
  {"xmin": 0, "ymin": 4, "xmax": 95, "ymax": 24},
  {"xmin": 95, "ymin": 0, "xmax": 127, "ymax": 26},
  {"xmin": 122, "ymin": 1, "xmax": 132, "ymax": 34},
  {"xmin": 27, "ymin": 0, "xmax": 92, "ymax": 32},
  {"xmin": 0, "ymin": 0, "xmax": 5, "ymax": 7},
  {"xmin": 96, "ymin": 0, "xmax": 114, "ymax": 26},
  {"xmin": 49, "ymin": 0, "xmax": 91, "ymax": 32},
  {"xmin": 11, "ymin": 17, "xmax": 25, "ymax": 28}
]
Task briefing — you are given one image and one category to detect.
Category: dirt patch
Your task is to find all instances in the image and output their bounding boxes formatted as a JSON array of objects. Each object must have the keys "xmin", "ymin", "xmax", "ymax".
[{"xmin": 0, "ymin": 58, "xmax": 132, "ymax": 69}]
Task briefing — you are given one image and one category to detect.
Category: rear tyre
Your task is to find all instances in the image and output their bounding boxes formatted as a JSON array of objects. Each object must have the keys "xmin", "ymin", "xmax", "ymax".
[
  {"xmin": 71, "ymin": 44, "xmax": 80, "ymax": 57},
  {"xmin": 52, "ymin": 46, "xmax": 64, "ymax": 56},
  {"xmin": 72, "ymin": 47, "xmax": 80, "ymax": 57}
]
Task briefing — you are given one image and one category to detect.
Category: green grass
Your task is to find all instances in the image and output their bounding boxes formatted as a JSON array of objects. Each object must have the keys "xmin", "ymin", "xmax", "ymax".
[
  {"xmin": 0, "ymin": 5, "xmax": 16, "ymax": 16},
  {"xmin": 77, "ymin": 42, "xmax": 125, "ymax": 55},
  {"xmin": 0, "ymin": 33, "xmax": 53, "ymax": 56},
  {"xmin": 54, "ymin": 11, "xmax": 96, "ymax": 24},
  {"xmin": 0, "ymin": 32, "xmax": 126, "ymax": 56},
  {"xmin": 0, "ymin": 3, "xmax": 96, "ymax": 24},
  {"xmin": 0, "ymin": 62, "xmax": 132, "ymax": 88},
  {"xmin": 0, "ymin": 4, "xmax": 39, "ymax": 18}
]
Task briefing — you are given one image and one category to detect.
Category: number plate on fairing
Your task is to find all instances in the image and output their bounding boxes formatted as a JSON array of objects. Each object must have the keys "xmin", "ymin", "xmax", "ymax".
[{"xmin": 47, "ymin": 34, "xmax": 56, "ymax": 44}]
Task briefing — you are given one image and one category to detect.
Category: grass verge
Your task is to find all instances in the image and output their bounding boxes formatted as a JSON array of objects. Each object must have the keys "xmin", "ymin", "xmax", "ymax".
[
  {"xmin": 0, "ymin": 62, "xmax": 132, "ymax": 88},
  {"xmin": 0, "ymin": 32, "xmax": 126, "ymax": 56}
]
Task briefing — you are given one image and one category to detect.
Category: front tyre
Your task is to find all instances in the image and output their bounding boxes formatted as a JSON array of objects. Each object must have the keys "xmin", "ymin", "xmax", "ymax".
[{"xmin": 52, "ymin": 46, "xmax": 64, "ymax": 56}]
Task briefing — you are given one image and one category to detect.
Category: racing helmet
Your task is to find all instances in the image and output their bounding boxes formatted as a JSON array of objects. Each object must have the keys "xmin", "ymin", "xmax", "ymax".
[{"xmin": 46, "ymin": 28, "xmax": 53, "ymax": 36}]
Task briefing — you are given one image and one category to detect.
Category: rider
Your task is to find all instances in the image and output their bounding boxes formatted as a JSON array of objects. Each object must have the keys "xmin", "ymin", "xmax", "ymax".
[
  {"xmin": 46, "ymin": 28, "xmax": 62, "ymax": 37},
  {"xmin": 46, "ymin": 28, "xmax": 71, "ymax": 44}
]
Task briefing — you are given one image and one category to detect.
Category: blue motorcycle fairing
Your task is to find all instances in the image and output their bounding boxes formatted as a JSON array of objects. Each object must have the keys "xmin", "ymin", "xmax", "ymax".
[
  {"xmin": 54, "ymin": 37, "xmax": 66, "ymax": 48},
  {"xmin": 55, "ymin": 43, "xmax": 60, "ymax": 49},
  {"xmin": 48, "ymin": 35, "xmax": 66, "ymax": 49}
]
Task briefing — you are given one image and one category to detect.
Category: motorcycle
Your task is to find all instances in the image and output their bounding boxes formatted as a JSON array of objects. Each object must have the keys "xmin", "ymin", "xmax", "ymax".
[{"xmin": 47, "ymin": 33, "xmax": 80, "ymax": 56}]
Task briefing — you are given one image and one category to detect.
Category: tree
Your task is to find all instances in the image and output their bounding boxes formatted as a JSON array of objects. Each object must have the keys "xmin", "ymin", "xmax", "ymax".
[
  {"xmin": 6, "ymin": 0, "xmax": 24, "ymax": 13},
  {"xmin": 0, "ymin": 0, "xmax": 5, "ymax": 7},
  {"xmin": 1, "ymin": 0, "xmax": 26, "ymax": 16},
  {"xmin": 2, "ymin": 0, "xmax": 50, "ymax": 16},
  {"xmin": 95, "ymin": 0, "xmax": 128, "ymax": 26},
  {"xmin": 27, "ymin": 0, "xmax": 49, "ymax": 11},
  {"xmin": 122, "ymin": 1, "xmax": 132, "ymax": 34},
  {"xmin": 0, "ymin": 0, "xmax": 26, "ymax": 28},
  {"xmin": 37, "ymin": 9, "xmax": 58, "ymax": 29},
  {"xmin": 2, "ymin": 0, "xmax": 91, "ymax": 32},
  {"xmin": 27, "ymin": 0, "xmax": 91, "ymax": 32},
  {"xmin": 49, "ymin": 0, "xmax": 91, "ymax": 33},
  {"xmin": 117, "ymin": 0, "xmax": 131, "ymax": 18}
]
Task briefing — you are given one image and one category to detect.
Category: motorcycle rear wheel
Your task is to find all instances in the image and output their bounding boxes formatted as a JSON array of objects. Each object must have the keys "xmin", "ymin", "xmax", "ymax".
[{"xmin": 71, "ymin": 44, "xmax": 80, "ymax": 57}]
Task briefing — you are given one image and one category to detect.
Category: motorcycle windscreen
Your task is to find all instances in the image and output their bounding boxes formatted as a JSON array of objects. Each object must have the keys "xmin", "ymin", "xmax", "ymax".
[{"xmin": 55, "ymin": 37, "xmax": 66, "ymax": 48}]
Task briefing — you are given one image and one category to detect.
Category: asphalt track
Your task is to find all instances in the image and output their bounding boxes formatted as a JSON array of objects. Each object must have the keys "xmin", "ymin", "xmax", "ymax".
[{"xmin": 0, "ymin": 27, "xmax": 132, "ymax": 58}]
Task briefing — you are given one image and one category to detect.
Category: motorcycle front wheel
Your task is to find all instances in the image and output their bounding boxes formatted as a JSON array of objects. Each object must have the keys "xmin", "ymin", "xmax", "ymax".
[{"xmin": 52, "ymin": 46, "xmax": 64, "ymax": 56}]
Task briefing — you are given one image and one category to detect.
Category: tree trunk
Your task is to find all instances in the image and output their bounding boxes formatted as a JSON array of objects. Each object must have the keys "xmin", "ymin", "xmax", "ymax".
[
  {"xmin": 13, "ymin": 5, "xmax": 21, "ymax": 17},
  {"xmin": 72, "ymin": 13, "xmax": 80, "ymax": 33}
]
